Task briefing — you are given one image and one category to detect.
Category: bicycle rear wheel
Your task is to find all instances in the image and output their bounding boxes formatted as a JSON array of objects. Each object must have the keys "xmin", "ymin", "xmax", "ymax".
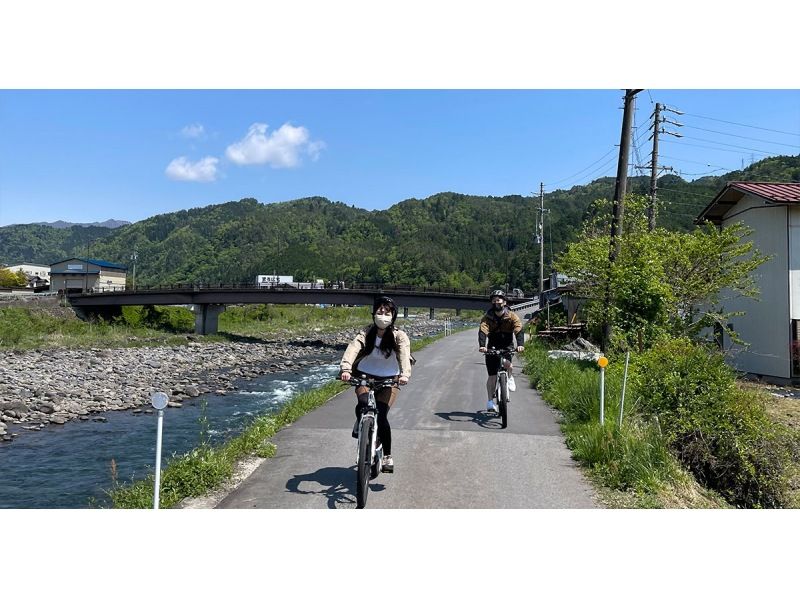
[
  {"xmin": 498, "ymin": 373, "xmax": 509, "ymax": 429},
  {"xmin": 356, "ymin": 417, "xmax": 373, "ymax": 509}
]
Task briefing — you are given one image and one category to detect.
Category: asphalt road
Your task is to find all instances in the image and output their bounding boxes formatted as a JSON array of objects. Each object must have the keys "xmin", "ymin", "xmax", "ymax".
[{"xmin": 217, "ymin": 328, "xmax": 599, "ymax": 509}]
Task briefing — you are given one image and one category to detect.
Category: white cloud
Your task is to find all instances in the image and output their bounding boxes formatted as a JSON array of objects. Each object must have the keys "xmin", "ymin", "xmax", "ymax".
[
  {"xmin": 307, "ymin": 140, "xmax": 326, "ymax": 161},
  {"xmin": 181, "ymin": 123, "xmax": 205, "ymax": 138},
  {"xmin": 165, "ymin": 156, "xmax": 219, "ymax": 182},
  {"xmin": 225, "ymin": 122, "xmax": 324, "ymax": 168}
]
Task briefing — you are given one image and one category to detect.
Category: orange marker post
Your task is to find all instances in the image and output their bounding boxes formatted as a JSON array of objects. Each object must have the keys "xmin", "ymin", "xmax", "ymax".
[{"xmin": 597, "ymin": 356, "xmax": 608, "ymax": 425}]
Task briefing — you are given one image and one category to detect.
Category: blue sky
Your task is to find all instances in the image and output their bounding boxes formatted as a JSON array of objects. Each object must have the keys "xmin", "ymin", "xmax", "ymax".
[{"xmin": 1, "ymin": 88, "xmax": 798, "ymax": 226}]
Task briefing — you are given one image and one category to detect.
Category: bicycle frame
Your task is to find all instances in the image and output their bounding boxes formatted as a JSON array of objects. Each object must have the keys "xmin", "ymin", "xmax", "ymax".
[
  {"xmin": 485, "ymin": 348, "xmax": 513, "ymax": 429},
  {"xmin": 358, "ymin": 389, "xmax": 379, "ymax": 466},
  {"xmin": 348, "ymin": 376, "xmax": 396, "ymax": 508}
]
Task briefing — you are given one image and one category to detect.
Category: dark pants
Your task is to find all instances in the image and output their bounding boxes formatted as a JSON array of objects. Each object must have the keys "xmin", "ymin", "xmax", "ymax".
[
  {"xmin": 354, "ymin": 399, "xmax": 392, "ymax": 455},
  {"xmin": 485, "ymin": 352, "xmax": 514, "ymax": 375}
]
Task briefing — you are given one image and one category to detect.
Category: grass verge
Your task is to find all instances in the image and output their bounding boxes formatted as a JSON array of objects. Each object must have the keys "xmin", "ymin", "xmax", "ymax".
[
  {"xmin": 0, "ymin": 300, "xmax": 472, "ymax": 350},
  {"xmin": 108, "ymin": 380, "xmax": 347, "ymax": 508},
  {"xmin": 522, "ymin": 341, "xmax": 730, "ymax": 508}
]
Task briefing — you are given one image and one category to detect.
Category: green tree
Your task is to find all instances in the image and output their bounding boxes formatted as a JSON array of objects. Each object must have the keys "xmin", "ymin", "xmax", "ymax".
[
  {"xmin": 0, "ymin": 268, "xmax": 28, "ymax": 287},
  {"xmin": 556, "ymin": 194, "xmax": 769, "ymax": 350}
]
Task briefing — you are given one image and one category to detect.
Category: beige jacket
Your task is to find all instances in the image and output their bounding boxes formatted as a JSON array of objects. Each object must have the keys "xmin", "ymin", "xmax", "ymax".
[{"xmin": 340, "ymin": 326, "xmax": 412, "ymax": 379}]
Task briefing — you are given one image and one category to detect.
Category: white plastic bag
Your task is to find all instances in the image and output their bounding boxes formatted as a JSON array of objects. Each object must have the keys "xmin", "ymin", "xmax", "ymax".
[{"xmin": 508, "ymin": 375, "xmax": 516, "ymax": 392}]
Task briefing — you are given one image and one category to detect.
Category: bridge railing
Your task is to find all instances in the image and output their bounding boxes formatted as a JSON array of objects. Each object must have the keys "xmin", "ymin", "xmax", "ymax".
[
  {"xmin": 85, "ymin": 281, "xmax": 529, "ymax": 297},
  {"xmin": 80, "ymin": 281, "xmax": 536, "ymax": 302}
]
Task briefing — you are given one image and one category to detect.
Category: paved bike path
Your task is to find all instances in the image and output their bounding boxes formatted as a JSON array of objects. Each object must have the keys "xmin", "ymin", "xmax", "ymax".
[{"xmin": 216, "ymin": 327, "xmax": 599, "ymax": 509}]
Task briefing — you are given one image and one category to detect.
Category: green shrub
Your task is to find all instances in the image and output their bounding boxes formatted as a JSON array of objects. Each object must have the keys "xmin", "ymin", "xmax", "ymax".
[
  {"xmin": 137, "ymin": 305, "xmax": 194, "ymax": 333},
  {"xmin": 633, "ymin": 338, "xmax": 795, "ymax": 507},
  {"xmin": 523, "ymin": 342, "xmax": 678, "ymax": 493}
]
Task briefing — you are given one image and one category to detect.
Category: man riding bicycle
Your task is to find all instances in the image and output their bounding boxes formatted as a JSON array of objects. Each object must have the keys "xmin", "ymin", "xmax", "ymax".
[{"xmin": 479, "ymin": 289, "xmax": 524, "ymax": 413}]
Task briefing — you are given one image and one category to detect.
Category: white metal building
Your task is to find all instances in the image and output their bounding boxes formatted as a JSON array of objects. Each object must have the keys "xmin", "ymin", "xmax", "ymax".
[
  {"xmin": 697, "ymin": 181, "xmax": 800, "ymax": 382},
  {"xmin": 49, "ymin": 258, "xmax": 128, "ymax": 293}
]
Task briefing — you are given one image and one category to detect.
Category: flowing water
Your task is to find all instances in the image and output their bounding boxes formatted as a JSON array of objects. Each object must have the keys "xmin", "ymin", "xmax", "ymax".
[{"xmin": 0, "ymin": 359, "xmax": 341, "ymax": 508}]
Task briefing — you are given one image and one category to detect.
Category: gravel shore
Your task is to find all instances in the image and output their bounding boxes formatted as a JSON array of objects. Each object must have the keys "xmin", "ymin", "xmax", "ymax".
[{"xmin": 0, "ymin": 318, "xmax": 470, "ymax": 442}]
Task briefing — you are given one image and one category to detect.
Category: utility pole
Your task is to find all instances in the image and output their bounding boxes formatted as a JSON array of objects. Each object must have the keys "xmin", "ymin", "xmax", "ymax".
[
  {"xmin": 603, "ymin": 89, "xmax": 642, "ymax": 351},
  {"xmin": 131, "ymin": 248, "xmax": 138, "ymax": 291},
  {"xmin": 646, "ymin": 103, "xmax": 682, "ymax": 231},
  {"xmin": 648, "ymin": 102, "xmax": 662, "ymax": 231},
  {"xmin": 609, "ymin": 89, "xmax": 642, "ymax": 261},
  {"xmin": 538, "ymin": 182, "xmax": 545, "ymax": 296}
]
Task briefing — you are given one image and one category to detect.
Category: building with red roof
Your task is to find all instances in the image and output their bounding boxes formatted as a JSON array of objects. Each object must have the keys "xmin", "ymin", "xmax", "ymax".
[{"xmin": 696, "ymin": 181, "xmax": 800, "ymax": 382}]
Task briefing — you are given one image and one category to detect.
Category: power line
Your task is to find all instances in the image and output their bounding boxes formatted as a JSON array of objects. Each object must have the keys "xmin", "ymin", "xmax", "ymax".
[
  {"xmin": 659, "ymin": 154, "xmax": 733, "ymax": 169},
  {"xmin": 675, "ymin": 168, "xmax": 727, "ymax": 177},
  {"xmin": 681, "ymin": 112, "xmax": 800, "ymax": 137},
  {"xmin": 545, "ymin": 146, "xmax": 618, "ymax": 186},
  {"xmin": 569, "ymin": 156, "xmax": 620, "ymax": 186},
  {"xmin": 657, "ymin": 188, "xmax": 715, "ymax": 200},
  {"xmin": 660, "ymin": 138, "xmax": 775, "ymax": 155},
  {"xmin": 679, "ymin": 134, "xmax": 794, "ymax": 154},
  {"xmin": 680, "ymin": 124, "xmax": 800, "ymax": 149}
]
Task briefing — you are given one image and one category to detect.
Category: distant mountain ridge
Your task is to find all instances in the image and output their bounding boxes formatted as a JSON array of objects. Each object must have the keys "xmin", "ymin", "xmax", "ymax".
[
  {"xmin": 2, "ymin": 154, "xmax": 798, "ymax": 291},
  {"xmin": 30, "ymin": 219, "xmax": 131, "ymax": 229}
]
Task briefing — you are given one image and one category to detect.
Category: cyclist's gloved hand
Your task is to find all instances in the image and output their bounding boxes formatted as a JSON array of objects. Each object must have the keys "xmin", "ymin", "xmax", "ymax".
[
  {"xmin": 340, "ymin": 371, "xmax": 351, "ymax": 382},
  {"xmin": 398, "ymin": 375, "xmax": 409, "ymax": 385}
]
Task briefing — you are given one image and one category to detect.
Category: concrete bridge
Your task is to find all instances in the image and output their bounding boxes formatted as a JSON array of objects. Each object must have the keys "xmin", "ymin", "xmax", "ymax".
[{"xmin": 66, "ymin": 283, "xmax": 536, "ymax": 334}]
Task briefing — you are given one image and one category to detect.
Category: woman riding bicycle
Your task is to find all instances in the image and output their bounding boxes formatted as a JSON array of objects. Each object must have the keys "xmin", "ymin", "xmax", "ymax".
[
  {"xmin": 339, "ymin": 296, "xmax": 412, "ymax": 473},
  {"xmin": 479, "ymin": 289, "xmax": 524, "ymax": 413}
]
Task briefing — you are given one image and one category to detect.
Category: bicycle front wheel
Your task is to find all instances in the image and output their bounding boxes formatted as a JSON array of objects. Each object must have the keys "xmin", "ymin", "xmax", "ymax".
[
  {"xmin": 356, "ymin": 417, "xmax": 374, "ymax": 509},
  {"xmin": 498, "ymin": 374, "xmax": 509, "ymax": 429}
]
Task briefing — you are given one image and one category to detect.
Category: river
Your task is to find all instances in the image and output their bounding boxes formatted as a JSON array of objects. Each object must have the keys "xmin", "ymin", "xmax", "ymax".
[{"xmin": 0, "ymin": 357, "xmax": 341, "ymax": 508}]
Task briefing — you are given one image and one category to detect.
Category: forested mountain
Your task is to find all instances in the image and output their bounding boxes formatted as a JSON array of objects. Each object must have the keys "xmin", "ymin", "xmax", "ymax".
[
  {"xmin": 30, "ymin": 219, "xmax": 131, "ymax": 229},
  {"xmin": 0, "ymin": 224, "xmax": 119, "ymax": 265},
  {"xmin": 2, "ymin": 155, "xmax": 798, "ymax": 291}
]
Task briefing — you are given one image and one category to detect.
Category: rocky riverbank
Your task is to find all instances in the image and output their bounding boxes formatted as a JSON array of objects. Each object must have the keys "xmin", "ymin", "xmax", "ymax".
[{"xmin": 0, "ymin": 318, "xmax": 471, "ymax": 442}]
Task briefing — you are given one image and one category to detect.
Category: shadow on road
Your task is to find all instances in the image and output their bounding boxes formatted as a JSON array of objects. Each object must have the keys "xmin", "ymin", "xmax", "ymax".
[
  {"xmin": 434, "ymin": 410, "xmax": 504, "ymax": 429},
  {"xmin": 285, "ymin": 466, "xmax": 386, "ymax": 509}
]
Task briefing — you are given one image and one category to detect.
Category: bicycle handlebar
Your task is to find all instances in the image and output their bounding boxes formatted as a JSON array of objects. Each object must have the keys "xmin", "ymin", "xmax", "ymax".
[
  {"xmin": 483, "ymin": 348, "xmax": 515, "ymax": 356},
  {"xmin": 345, "ymin": 376, "xmax": 399, "ymax": 390}
]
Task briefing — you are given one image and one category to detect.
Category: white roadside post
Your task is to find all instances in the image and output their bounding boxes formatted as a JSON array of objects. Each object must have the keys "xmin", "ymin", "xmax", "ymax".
[
  {"xmin": 597, "ymin": 356, "xmax": 609, "ymax": 425},
  {"xmin": 150, "ymin": 392, "xmax": 169, "ymax": 510},
  {"xmin": 618, "ymin": 351, "xmax": 630, "ymax": 427}
]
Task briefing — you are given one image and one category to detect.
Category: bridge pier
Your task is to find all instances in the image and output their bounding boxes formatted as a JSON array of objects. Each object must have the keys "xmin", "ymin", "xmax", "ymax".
[
  {"xmin": 192, "ymin": 304, "xmax": 226, "ymax": 335},
  {"xmin": 430, "ymin": 307, "xmax": 435, "ymax": 319},
  {"xmin": 403, "ymin": 307, "xmax": 408, "ymax": 318},
  {"xmin": 456, "ymin": 308, "xmax": 461, "ymax": 316}
]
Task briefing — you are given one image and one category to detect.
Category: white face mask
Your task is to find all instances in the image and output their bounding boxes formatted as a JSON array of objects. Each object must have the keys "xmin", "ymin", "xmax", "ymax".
[{"xmin": 374, "ymin": 314, "xmax": 393, "ymax": 329}]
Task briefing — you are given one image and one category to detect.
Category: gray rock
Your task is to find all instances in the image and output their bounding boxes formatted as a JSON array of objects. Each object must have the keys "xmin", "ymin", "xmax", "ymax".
[{"xmin": 37, "ymin": 403, "xmax": 56, "ymax": 414}]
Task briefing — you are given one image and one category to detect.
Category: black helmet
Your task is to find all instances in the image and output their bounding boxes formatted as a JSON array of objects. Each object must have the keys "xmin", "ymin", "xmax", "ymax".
[
  {"xmin": 373, "ymin": 295, "xmax": 398, "ymax": 323},
  {"xmin": 490, "ymin": 289, "xmax": 506, "ymax": 300}
]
